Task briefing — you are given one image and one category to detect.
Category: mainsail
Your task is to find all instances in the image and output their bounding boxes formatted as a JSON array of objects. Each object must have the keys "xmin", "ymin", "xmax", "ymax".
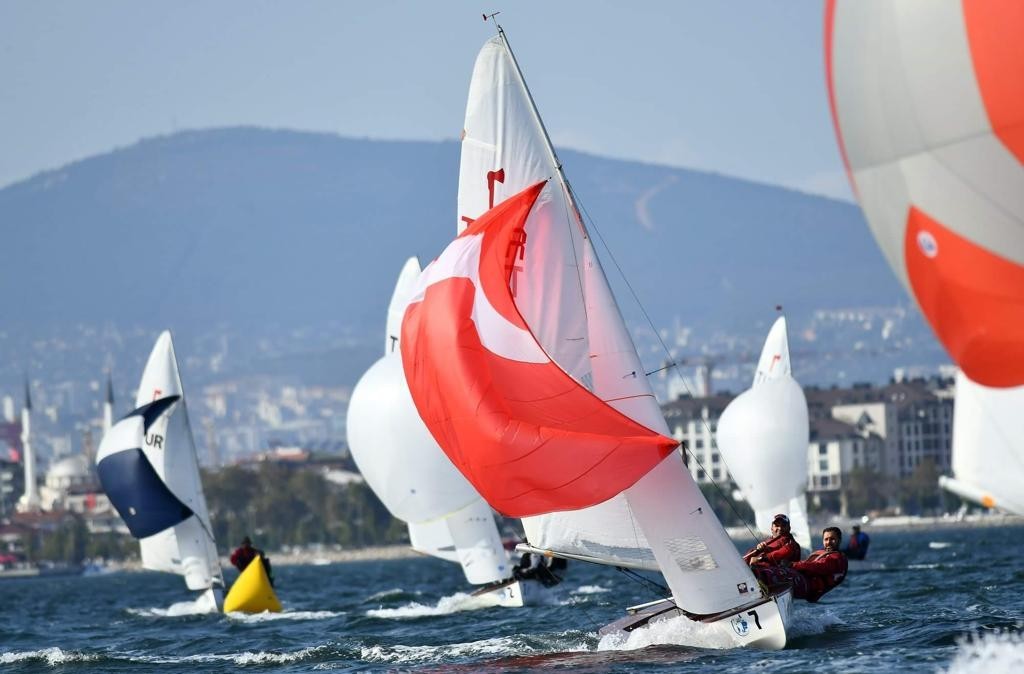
[
  {"xmin": 716, "ymin": 317, "xmax": 812, "ymax": 549},
  {"xmin": 96, "ymin": 332, "xmax": 223, "ymax": 606},
  {"xmin": 347, "ymin": 257, "xmax": 511, "ymax": 585},
  {"xmin": 403, "ymin": 29, "xmax": 774, "ymax": 621}
]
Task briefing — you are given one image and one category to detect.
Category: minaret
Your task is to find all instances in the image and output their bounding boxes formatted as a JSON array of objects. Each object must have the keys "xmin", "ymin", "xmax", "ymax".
[
  {"xmin": 17, "ymin": 379, "xmax": 40, "ymax": 513},
  {"xmin": 103, "ymin": 372, "xmax": 114, "ymax": 435}
]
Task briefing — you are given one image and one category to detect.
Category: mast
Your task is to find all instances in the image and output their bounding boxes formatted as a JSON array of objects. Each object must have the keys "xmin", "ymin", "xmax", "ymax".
[{"xmin": 492, "ymin": 21, "xmax": 587, "ymax": 237}]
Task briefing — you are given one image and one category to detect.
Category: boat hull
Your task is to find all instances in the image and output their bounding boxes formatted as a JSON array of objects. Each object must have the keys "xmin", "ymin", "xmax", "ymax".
[
  {"xmin": 471, "ymin": 578, "xmax": 556, "ymax": 608},
  {"xmin": 599, "ymin": 590, "xmax": 792, "ymax": 650}
]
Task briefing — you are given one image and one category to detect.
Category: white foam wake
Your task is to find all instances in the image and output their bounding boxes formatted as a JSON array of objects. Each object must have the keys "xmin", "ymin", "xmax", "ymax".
[
  {"xmin": 788, "ymin": 605, "xmax": 845, "ymax": 637},
  {"xmin": 929, "ymin": 541, "xmax": 953, "ymax": 550},
  {"xmin": 596, "ymin": 613, "xmax": 737, "ymax": 651},
  {"xmin": 943, "ymin": 631, "xmax": 1024, "ymax": 674},
  {"xmin": 127, "ymin": 598, "xmax": 218, "ymax": 617},
  {"xmin": 365, "ymin": 592, "xmax": 498, "ymax": 619},
  {"xmin": 360, "ymin": 634, "xmax": 590, "ymax": 665},
  {"xmin": 361, "ymin": 636, "xmax": 522, "ymax": 665},
  {"xmin": 572, "ymin": 584, "xmax": 610, "ymax": 595},
  {"xmin": 226, "ymin": 609, "xmax": 344, "ymax": 623},
  {"xmin": 126, "ymin": 645, "xmax": 329, "ymax": 665},
  {"xmin": 0, "ymin": 648, "xmax": 99, "ymax": 665}
]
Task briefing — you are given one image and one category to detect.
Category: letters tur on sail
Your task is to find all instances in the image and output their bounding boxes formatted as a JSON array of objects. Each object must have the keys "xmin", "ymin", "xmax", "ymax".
[{"xmin": 96, "ymin": 332, "xmax": 222, "ymax": 595}]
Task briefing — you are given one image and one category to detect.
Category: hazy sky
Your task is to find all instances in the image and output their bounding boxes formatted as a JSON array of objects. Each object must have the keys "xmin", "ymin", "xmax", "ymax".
[{"xmin": 0, "ymin": 1, "xmax": 851, "ymax": 199}]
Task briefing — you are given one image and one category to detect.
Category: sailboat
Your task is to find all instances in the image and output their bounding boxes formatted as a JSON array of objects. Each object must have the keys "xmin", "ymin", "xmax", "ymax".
[
  {"xmin": 826, "ymin": 1, "xmax": 1024, "ymax": 510},
  {"xmin": 938, "ymin": 372, "xmax": 1024, "ymax": 515},
  {"xmin": 715, "ymin": 316, "xmax": 812, "ymax": 550},
  {"xmin": 96, "ymin": 331, "xmax": 225, "ymax": 612},
  {"xmin": 347, "ymin": 257, "xmax": 542, "ymax": 607},
  {"xmin": 399, "ymin": 25, "xmax": 791, "ymax": 649},
  {"xmin": 97, "ymin": 331, "xmax": 280, "ymax": 613}
]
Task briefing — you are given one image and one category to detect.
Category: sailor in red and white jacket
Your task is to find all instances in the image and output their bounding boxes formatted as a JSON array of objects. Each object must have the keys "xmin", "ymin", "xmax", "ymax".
[
  {"xmin": 791, "ymin": 527, "xmax": 848, "ymax": 602},
  {"xmin": 745, "ymin": 513, "xmax": 802, "ymax": 566}
]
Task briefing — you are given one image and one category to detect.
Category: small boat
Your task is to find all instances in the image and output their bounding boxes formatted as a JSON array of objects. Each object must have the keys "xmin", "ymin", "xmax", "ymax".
[
  {"xmin": 398, "ymin": 23, "xmax": 790, "ymax": 649},
  {"xmin": 716, "ymin": 315, "xmax": 812, "ymax": 549},
  {"xmin": 97, "ymin": 331, "xmax": 280, "ymax": 614},
  {"xmin": 348, "ymin": 259, "xmax": 537, "ymax": 607}
]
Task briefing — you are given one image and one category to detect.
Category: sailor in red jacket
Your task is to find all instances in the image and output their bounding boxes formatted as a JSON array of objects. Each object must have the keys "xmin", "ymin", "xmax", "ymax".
[
  {"xmin": 789, "ymin": 527, "xmax": 848, "ymax": 602},
  {"xmin": 745, "ymin": 513, "xmax": 801, "ymax": 566}
]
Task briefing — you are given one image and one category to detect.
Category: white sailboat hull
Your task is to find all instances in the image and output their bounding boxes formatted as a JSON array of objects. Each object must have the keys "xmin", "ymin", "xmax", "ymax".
[
  {"xmin": 470, "ymin": 578, "xmax": 557, "ymax": 608},
  {"xmin": 599, "ymin": 589, "xmax": 792, "ymax": 650}
]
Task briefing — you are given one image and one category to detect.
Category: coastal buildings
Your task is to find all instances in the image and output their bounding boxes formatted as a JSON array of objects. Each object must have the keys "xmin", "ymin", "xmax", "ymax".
[{"xmin": 661, "ymin": 376, "xmax": 955, "ymax": 514}]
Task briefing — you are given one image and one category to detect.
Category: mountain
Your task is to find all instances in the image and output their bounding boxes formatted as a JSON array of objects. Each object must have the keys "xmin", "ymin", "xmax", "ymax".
[
  {"xmin": 1, "ymin": 127, "xmax": 940, "ymax": 391},
  {"xmin": 0, "ymin": 127, "xmax": 894, "ymax": 327}
]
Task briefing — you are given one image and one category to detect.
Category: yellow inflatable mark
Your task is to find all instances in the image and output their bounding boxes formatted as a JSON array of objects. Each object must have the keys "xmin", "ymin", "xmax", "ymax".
[{"xmin": 223, "ymin": 557, "xmax": 282, "ymax": 613}]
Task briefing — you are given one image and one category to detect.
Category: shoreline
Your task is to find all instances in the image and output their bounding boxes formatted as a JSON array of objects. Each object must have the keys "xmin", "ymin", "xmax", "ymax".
[{"xmin": 726, "ymin": 512, "xmax": 1024, "ymax": 541}]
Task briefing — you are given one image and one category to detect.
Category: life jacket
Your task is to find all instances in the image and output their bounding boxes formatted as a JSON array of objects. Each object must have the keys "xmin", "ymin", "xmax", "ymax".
[
  {"xmin": 794, "ymin": 549, "xmax": 848, "ymax": 602},
  {"xmin": 745, "ymin": 533, "xmax": 801, "ymax": 564}
]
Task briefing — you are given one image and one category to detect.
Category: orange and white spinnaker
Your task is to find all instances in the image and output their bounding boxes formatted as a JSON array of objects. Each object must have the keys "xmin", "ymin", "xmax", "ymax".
[{"xmin": 826, "ymin": 0, "xmax": 1024, "ymax": 388}]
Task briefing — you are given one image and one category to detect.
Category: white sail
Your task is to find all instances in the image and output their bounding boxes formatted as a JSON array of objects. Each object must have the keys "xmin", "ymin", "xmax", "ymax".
[
  {"xmin": 717, "ymin": 317, "xmax": 811, "ymax": 550},
  {"xmin": 134, "ymin": 332, "xmax": 222, "ymax": 591},
  {"xmin": 385, "ymin": 257, "xmax": 423, "ymax": 355},
  {"xmin": 348, "ymin": 355, "xmax": 481, "ymax": 522},
  {"xmin": 348, "ymin": 260, "xmax": 511, "ymax": 585},
  {"xmin": 941, "ymin": 371, "xmax": 1024, "ymax": 515},
  {"xmin": 95, "ymin": 331, "xmax": 222, "ymax": 599},
  {"xmin": 459, "ymin": 30, "xmax": 766, "ymax": 617}
]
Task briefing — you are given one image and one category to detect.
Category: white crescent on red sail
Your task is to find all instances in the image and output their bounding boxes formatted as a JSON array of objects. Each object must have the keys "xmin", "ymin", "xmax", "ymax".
[{"xmin": 401, "ymin": 181, "xmax": 678, "ymax": 518}]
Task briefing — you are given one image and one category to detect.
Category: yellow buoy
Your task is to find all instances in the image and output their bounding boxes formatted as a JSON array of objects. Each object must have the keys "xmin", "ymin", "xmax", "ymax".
[{"xmin": 223, "ymin": 556, "xmax": 282, "ymax": 613}]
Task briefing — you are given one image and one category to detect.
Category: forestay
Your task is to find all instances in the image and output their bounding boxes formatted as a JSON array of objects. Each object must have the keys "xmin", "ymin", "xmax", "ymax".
[
  {"xmin": 460, "ymin": 33, "xmax": 656, "ymax": 568},
  {"xmin": 716, "ymin": 317, "xmax": 811, "ymax": 550},
  {"xmin": 448, "ymin": 30, "xmax": 768, "ymax": 615}
]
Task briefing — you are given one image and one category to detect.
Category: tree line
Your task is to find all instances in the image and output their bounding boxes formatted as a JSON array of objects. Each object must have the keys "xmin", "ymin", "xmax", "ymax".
[{"xmin": 19, "ymin": 462, "xmax": 407, "ymax": 565}]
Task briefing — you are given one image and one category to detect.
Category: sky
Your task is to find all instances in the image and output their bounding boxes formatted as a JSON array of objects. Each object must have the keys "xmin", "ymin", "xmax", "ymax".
[{"xmin": 0, "ymin": 1, "xmax": 852, "ymax": 200}]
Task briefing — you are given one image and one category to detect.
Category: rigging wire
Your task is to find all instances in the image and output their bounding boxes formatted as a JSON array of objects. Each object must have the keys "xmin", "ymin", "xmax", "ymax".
[
  {"xmin": 489, "ymin": 15, "xmax": 760, "ymax": 545},
  {"xmin": 570, "ymin": 185, "xmax": 761, "ymax": 543}
]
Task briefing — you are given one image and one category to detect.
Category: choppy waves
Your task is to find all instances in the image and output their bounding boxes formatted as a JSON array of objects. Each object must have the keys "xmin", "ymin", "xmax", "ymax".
[{"xmin": 943, "ymin": 631, "xmax": 1024, "ymax": 674}]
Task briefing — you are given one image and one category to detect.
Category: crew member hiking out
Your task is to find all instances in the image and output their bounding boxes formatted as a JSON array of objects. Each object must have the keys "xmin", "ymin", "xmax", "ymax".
[
  {"xmin": 744, "ymin": 513, "xmax": 801, "ymax": 566},
  {"xmin": 751, "ymin": 527, "xmax": 848, "ymax": 602},
  {"xmin": 230, "ymin": 536, "xmax": 275, "ymax": 587}
]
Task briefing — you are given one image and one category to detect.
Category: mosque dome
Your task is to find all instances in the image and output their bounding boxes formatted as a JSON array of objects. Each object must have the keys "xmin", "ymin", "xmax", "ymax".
[{"xmin": 46, "ymin": 455, "xmax": 90, "ymax": 484}]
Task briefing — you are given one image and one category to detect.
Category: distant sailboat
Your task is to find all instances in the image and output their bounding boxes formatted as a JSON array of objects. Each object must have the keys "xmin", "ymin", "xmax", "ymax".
[
  {"xmin": 347, "ymin": 258, "xmax": 535, "ymax": 607},
  {"xmin": 716, "ymin": 316, "xmax": 812, "ymax": 549},
  {"xmin": 399, "ymin": 25, "xmax": 791, "ymax": 649},
  {"xmin": 96, "ymin": 331, "xmax": 224, "ymax": 613},
  {"xmin": 939, "ymin": 372, "xmax": 1024, "ymax": 515},
  {"xmin": 826, "ymin": 1, "xmax": 1024, "ymax": 510}
]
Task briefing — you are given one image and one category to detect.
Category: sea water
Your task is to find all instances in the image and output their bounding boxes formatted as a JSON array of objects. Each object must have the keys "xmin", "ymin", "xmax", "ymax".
[{"xmin": 1, "ymin": 526, "xmax": 1022, "ymax": 672}]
